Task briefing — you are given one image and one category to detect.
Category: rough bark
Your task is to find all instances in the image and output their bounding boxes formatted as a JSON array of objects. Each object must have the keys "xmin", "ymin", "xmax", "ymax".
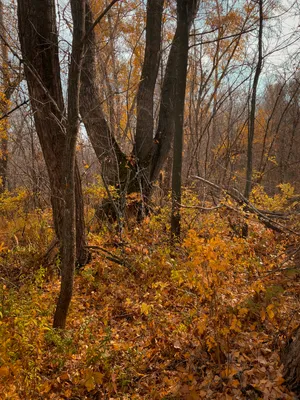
[
  {"xmin": 281, "ymin": 326, "xmax": 300, "ymax": 395},
  {"xmin": 17, "ymin": 0, "xmax": 88, "ymax": 263},
  {"xmin": 150, "ymin": 0, "xmax": 199, "ymax": 185},
  {"xmin": 53, "ymin": 0, "xmax": 85, "ymax": 329},
  {"xmin": 134, "ymin": 0, "xmax": 164, "ymax": 170},
  {"xmin": 80, "ymin": 1, "xmax": 127, "ymax": 187},
  {"xmin": 171, "ymin": 0, "xmax": 198, "ymax": 239},
  {"xmin": 80, "ymin": 0, "xmax": 199, "ymax": 220}
]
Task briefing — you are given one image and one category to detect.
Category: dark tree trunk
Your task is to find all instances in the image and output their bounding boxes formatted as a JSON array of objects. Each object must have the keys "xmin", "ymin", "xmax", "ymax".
[
  {"xmin": 171, "ymin": 0, "xmax": 198, "ymax": 239},
  {"xmin": 17, "ymin": 0, "xmax": 88, "ymax": 264},
  {"xmin": 53, "ymin": 0, "xmax": 85, "ymax": 329},
  {"xmin": 150, "ymin": 27, "xmax": 180, "ymax": 184},
  {"xmin": 80, "ymin": 0, "xmax": 199, "ymax": 220},
  {"xmin": 150, "ymin": 0, "xmax": 199, "ymax": 185},
  {"xmin": 244, "ymin": 0, "xmax": 263, "ymax": 199},
  {"xmin": 281, "ymin": 326, "xmax": 300, "ymax": 395},
  {"xmin": 134, "ymin": 0, "xmax": 164, "ymax": 192}
]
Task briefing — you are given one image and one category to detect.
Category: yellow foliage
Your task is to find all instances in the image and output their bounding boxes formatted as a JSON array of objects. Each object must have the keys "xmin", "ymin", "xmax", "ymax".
[
  {"xmin": 0, "ymin": 187, "xmax": 296, "ymax": 398},
  {"xmin": 251, "ymin": 183, "xmax": 296, "ymax": 211}
]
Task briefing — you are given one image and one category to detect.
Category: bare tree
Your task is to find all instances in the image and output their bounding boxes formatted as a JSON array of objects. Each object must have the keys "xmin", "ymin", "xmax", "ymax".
[{"xmin": 244, "ymin": 0, "xmax": 263, "ymax": 199}]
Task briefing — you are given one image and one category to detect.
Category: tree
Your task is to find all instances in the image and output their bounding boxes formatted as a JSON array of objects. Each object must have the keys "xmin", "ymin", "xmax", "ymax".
[
  {"xmin": 171, "ymin": 0, "xmax": 199, "ymax": 238},
  {"xmin": 244, "ymin": 0, "xmax": 263, "ymax": 199},
  {"xmin": 53, "ymin": 0, "xmax": 85, "ymax": 329},
  {"xmin": 0, "ymin": 0, "xmax": 22, "ymax": 192},
  {"xmin": 17, "ymin": 0, "xmax": 88, "ymax": 265},
  {"xmin": 80, "ymin": 0, "xmax": 199, "ymax": 220}
]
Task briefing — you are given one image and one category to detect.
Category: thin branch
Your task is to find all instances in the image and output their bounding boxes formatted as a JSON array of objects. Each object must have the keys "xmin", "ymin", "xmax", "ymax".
[
  {"xmin": 189, "ymin": 27, "xmax": 256, "ymax": 48},
  {"xmin": 0, "ymin": 99, "xmax": 29, "ymax": 120},
  {"xmin": 83, "ymin": 0, "xmax": 119, "ymax": 43}
]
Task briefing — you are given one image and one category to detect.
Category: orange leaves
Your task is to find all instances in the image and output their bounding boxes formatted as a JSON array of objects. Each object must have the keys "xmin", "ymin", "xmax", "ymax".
[
  {"xmin": 0, "ymin": 366, "xmax": 10, "ymax": 377},
  {"xmin": 0, "ymin": 189, "xmax": 298, "ymax": 399},
  {"xmin": 82, "ymin": 369, "xmax": 104, "ymax": 392}
]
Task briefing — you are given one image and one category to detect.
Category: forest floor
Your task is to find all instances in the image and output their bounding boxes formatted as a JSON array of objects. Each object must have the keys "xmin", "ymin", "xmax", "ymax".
[{"xmin": 0, "ymin": 187, "xmax": 299, "ymax": 399}]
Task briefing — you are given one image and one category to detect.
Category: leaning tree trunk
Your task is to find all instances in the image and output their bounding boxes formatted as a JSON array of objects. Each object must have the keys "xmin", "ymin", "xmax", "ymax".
[
  {"xmin": 281, "ymin": 326, "xmax": 300, "ymax": 395},
  {"xmin": 80, "ymin": 1, "xmax": 127, "ymax": 188},
  {"xmin": 134, "ymin": 0, "xmax": 164, "ymax": 198},
  {"xmin": 53, "ymin": 0, "xmax": 85, "ymax": 329},
  {"xmin": 150, "ymin": 0, "xmax": 199, "ymax": 185},
  {"xmin": 17, "ymin": 0, "xmax": 88, "ymax": 265},
  {"xmin": 80, "ymin": 0, "xmax": 199, "ymax": 221}
]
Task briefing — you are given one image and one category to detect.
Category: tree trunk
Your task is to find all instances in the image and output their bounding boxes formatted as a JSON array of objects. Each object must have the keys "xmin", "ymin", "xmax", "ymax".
[
  {"xmin": 171, "ymin": 0, "xmax": 198, "ymax": 239},
  {"xmin": 281, "ymin": 326, "xmax": 300, "ymax": 395},
  {"xmin": 80, "ymin": 1, "xmax": 127, "ymax": 187},
  {"xmin": 0, "ymin": 0, "xmax": 22, "ymax": 192},
  {"xmin": 244, "ymin": 0, "xmax": 263, "ymax": 199},
  {"xmin": 134, "ymin": 0, "xmax": 164, "ymax": 191},
  {"xmin": 150, "ymin": 0, "xmax": 199, "ymax": 185},
  {"xmin": 80, "ymin": 0, "xmax": 199, "ymax": 220},
  {"xmin": 0, "ymin": 0, "xmax": 8, "ymax": 192},
  {"xmin": 53, "ymin": 0, "xmax": 85, "ymax": 329},
  {"xmin": 17, "ymin": 0, "xmax": 88, "ymax": 264}
]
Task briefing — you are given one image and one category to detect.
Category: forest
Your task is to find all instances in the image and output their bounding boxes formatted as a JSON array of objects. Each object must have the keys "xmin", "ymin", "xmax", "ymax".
[{"xmin": 0, "ymin": 0, "xmax": 300, "ymax": 398}]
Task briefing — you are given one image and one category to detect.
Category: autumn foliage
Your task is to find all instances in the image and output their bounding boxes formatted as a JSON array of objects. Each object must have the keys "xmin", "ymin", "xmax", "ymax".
[{"xmin": 0, "ymin": 186, "xmax": 299, "ymax": 399}]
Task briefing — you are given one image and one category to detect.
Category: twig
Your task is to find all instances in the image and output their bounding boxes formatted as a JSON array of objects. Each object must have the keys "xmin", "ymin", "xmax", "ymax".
[
  {"xmin": 85, "ymin": 245, "xmax": 132, "ymax": 269},
  {"xmin": 0, "ymin": 99, "xmax": 29, "ymax": 120},
  {"xmin": 179, "ymin": 203, "xmax": 222, "ymax": 211}
]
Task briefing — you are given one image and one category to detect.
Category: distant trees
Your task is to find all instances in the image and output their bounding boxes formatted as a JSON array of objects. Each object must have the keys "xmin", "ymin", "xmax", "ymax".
[{"xmin": 0, "ymin": 0, "xmax": 21, "ymax": 193}]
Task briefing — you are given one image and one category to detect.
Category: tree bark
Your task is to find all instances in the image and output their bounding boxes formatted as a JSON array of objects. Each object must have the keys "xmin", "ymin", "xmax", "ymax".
[
  {"xmin": 80, "ymin": 1, "xmax": 127, "ymax": 187},
  {"xmin": 80, "ymin": 0, "xmax": 199, "ymax": 219},
  {"xmin": 0, "ymin": 0, "xmax": 8, "ymax": 192},
  {"xmin": 281, "ymin": 326, "xmax": 300, "ymax": 395},
  {"xmin": 53, "ymin": 0, "xmax": 85, "ymax": 329},
  {"xmin": 244, "ymin": 0, "xmax": 263, "ymax": 199},
  {"xmin": 17, "ymin": 0, "xmax": 88, "ymax": 264},
  {"xmin": 150, "ymin": 0, "xmax": 199, "ymax": 185},
  {"xmin": 134, "ymin": 0, "xmax": 164, "ymax": 177},
  {"xmin": 171, "ymin": 0, "xmax": 198, "ymax": 239}
]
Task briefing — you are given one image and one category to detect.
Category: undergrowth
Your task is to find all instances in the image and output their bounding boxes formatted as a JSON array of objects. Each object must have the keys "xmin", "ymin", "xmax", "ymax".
[{"xmin": 0, "ymin": 187, "xmax": 299, "ymax": 399}]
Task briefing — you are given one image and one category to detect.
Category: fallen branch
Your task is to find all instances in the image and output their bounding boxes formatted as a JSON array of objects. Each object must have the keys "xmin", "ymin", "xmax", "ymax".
[
  {"xmin": 192, "ymin": 175, "xmax": 299, "ymax": 235},
  {"xmin": 85, "ymin": 245, "xmax": 133, "ymax": 269}
]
